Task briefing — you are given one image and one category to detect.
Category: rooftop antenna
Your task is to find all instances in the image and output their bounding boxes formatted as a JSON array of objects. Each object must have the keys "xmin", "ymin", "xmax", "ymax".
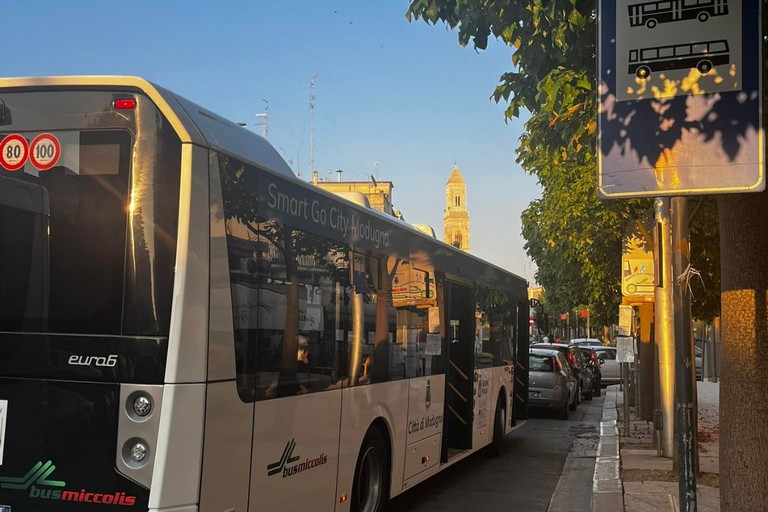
[
  {"xmin": 374, "ymin": 161, "xmax": 380, "ymax": 181},
  {"xmin": 370, "ymin": 175, "xmax": 378, "ymax": 188},
  {"xmin": 254, "ymin": 99, "xmax": 269, "ymax": 139},
  {"xmin": 307, "ymin": 74, "xmax": 318, "ymax": 178}
]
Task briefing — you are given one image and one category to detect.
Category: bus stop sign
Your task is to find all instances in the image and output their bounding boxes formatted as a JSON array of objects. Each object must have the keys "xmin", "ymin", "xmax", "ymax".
[{"xmin": 598, "ymin": 0, "xmax": 763, "ymax": 199}]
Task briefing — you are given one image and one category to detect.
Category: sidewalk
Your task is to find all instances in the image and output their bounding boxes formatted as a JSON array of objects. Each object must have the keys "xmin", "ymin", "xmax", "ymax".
[{"xmin": 592, "ymin": 382, "xmax": 720, "ymax": 511}]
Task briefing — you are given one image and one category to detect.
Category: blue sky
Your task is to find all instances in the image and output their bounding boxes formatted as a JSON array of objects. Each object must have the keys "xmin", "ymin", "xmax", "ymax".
[{"xmin": 5, "ymin": 0, "xmax": 540, "ymax": 282}]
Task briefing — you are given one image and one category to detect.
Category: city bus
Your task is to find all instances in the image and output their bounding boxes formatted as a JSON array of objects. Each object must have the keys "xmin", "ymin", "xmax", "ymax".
[
  {"xmin": 628, "ymin": 39, "xmax": 730, "ymax": 79},
  {"xmin": 0, "ymin": 76, "xmax": 529, "ymax": 512},
  {"xmin": 628, "ymin": 0, "xmax": 729, "ymax": 29}
]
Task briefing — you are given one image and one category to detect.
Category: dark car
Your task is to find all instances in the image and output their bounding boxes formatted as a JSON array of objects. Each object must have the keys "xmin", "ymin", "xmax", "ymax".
[
  {"xmin": 530, "ymin": 342, "xmax": 595, "ymax": 401},
  {"xmin": 575, "ymin": 346, "xmax": 602, "ymax": 397}
]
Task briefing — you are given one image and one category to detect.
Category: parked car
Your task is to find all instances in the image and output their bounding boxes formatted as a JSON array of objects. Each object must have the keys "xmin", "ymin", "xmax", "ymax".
[
  {"xmin": 528, "ymin": 348, "xmax": 578, "ymax": 419},
  {"xmin": 695, "ymin": 344, "xmax": 703, "ymax": 380},
  {"xmin": 593, "ymin": 346, "xmax": 620, "ymax": 386},
  {"xmin": 569, "ymin": 338, "xmax": 604, "ymax": 347},
  {"xmin": 531, "ymin": 342, "xmax": 594, "ymax": 400},
  {"xmin": 576, "ymin": 345, "xmax": 602, "ymax": 397}
]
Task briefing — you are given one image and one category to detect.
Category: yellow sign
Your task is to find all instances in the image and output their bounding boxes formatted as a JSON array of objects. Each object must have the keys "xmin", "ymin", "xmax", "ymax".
[{"xmin": 622, "ymin": 234, "xmax": 654, "ymax": 299}]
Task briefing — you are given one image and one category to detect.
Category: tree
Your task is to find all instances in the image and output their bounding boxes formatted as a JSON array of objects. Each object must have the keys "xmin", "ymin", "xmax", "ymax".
[{"xmin": 407, "ymin": 1, "xmax": 762, "ymax": 509}]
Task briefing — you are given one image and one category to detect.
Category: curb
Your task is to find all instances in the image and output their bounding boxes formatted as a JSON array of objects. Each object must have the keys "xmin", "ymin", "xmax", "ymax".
[{"xmin": 592, "ymin": 386, "xmax": 624, "ymax": 512}]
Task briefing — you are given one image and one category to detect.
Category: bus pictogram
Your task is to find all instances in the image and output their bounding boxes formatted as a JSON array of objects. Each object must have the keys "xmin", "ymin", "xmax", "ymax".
[
  {"xmin": 628, "ymin": 39, "xmax": 729, "ymax": 79},
  {"xmin": 628, "ymin": 0, "xmax": 728, "ymax": 29}
]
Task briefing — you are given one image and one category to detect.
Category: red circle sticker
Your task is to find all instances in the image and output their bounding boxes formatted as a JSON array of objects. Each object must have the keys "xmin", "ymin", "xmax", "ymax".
[
  {"xmin": 29, "ymin": 133, "xmax": 61, "ymax": 171},
  {"xmin": 0, "ymin": 134, "xmax": 29, "ymax": 171}
]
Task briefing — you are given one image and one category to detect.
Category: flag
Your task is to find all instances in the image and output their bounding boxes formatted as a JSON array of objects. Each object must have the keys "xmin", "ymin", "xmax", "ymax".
[{"xmin": 579, "ymin": 309, "xmax": 589, "ymax": 318}]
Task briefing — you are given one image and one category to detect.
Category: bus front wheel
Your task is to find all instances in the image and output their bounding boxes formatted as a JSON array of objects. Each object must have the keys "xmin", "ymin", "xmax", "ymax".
[{"xmin": 351, "ymin": 427, "xmax": 389, "ymax": 512}]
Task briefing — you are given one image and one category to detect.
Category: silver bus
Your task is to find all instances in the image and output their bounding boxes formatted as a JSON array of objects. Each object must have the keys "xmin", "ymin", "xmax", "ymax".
[{"xmin": 0, "ymin": 76, "xmax": 529, "ymax": 512}]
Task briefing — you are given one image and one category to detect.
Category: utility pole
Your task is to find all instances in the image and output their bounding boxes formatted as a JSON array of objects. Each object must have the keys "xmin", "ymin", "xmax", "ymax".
[{"xmin": 254, "ymin": 99, "xmax": 269, "ymax": 139}]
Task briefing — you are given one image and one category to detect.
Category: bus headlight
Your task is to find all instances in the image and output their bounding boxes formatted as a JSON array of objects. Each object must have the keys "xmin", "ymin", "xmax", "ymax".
[
  {"xmin": 133, "ymin": 395, "xmax": 152, "ymax": 417},
  {"xmin": 122, "ymin": 438, "xmax": 151, "ymax": 468},
  {"xmin": 131, "ymin": 442, "xmax": 148, "ymax": 462}
]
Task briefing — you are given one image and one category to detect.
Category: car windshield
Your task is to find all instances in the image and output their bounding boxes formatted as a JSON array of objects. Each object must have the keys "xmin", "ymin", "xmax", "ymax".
[{"xmin": 529, "ymin": 354, "xmax": 555, "ymax": 372}]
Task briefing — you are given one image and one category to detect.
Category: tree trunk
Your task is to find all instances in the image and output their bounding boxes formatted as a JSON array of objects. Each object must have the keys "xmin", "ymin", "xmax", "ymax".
[{"xmin": 718, "ymin": 190, "xmax": 768, "ymax": 511}]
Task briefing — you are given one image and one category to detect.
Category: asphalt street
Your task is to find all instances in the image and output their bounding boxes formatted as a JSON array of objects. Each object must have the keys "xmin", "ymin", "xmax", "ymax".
[{"xmin": 390, "ymin": 393, "xmax": 605, "ymax": 512}]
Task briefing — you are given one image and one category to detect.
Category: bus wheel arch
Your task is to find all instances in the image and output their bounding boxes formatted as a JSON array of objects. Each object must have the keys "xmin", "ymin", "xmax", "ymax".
[{"xmin": 351, "ymin": 420, "xmax": 391, "ymax": 512}]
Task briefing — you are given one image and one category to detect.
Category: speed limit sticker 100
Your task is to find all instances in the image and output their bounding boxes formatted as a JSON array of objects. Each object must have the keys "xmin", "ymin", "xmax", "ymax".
[
  {"xmin": 29, "ymin": 133, "xmax": 61, "ymax": 171},
  {"xmin": 0, "ymin": 134, "xmax": 29, "ymax": 171}
]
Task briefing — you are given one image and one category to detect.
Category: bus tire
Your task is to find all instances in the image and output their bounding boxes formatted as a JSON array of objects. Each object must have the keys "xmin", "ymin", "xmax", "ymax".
[
  {"xmin": 697, "ymin": 60, "xmax": 713, "ymax": 74},
  {"xmin": 698, "ymin": 11, "xmax": 709, "ymax": 22},
  {"xmin": 645, "ymin": 18, "xmax": 657, "ymax": 29},
  {"xmin": 636, "ymin": 66, "xmax": 651, "ymax": 80},
  {"xmin": 487, "ymin": 394, "xmax": 506, "ymax": 457},
  {"xmin": 351, "ymin": 427, "xmax": 389, "ymax": 512}
]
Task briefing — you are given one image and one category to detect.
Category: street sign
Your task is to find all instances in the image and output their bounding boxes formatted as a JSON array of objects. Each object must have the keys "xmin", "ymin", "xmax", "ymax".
[
  {"xmin": 616, "ymin": 336, "xmax": 636, "ymax": 363},
  {"xmin": 598, "ymin": 0, "xmax": 763, "ymax": 198},
  {"xmin": 622, "ymin": 232, "xmax": 654, "ymax": 300}
]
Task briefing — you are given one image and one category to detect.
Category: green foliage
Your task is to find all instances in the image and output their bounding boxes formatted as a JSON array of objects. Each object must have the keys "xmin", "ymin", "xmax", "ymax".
[{"xmin": 407, "ymin": 0, "xmax": 721, "ymax": 325}]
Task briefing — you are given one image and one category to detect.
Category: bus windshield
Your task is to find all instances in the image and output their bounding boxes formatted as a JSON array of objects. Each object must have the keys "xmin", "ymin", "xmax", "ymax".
[{"xmin": 0, "ymin": 90, "xmax": 181, "ymax": 336}]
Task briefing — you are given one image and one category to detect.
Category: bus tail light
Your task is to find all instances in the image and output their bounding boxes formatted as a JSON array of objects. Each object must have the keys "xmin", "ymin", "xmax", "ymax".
[{"xmin": 114, "ymin": 97, "xmax": 136, "ymax": 110}]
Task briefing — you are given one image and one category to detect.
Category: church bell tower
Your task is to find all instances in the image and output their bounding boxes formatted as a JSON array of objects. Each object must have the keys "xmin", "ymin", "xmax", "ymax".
[{"xmin": 443, "ymin": 164, "xmax": 470, "ymax": 252}]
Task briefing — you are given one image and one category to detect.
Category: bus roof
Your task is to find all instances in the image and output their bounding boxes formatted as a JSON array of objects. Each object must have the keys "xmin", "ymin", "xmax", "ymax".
[{"xmin": 0, "ymin": 75, "xmax": 295, "ymax": 178}]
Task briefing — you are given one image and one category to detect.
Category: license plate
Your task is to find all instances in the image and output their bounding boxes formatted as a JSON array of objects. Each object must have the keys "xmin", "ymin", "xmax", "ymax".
[{"xmin": 528, "ymin": 391, "xmax": 541, "ymax": 398}]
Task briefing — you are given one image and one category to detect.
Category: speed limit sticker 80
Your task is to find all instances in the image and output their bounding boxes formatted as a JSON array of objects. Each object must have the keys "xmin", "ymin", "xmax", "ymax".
[{"xmin": 0, "ymin": 134, "xmax": 29, "ymax": 171}]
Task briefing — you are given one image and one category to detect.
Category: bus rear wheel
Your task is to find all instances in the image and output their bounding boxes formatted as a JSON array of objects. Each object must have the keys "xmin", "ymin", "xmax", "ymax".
[
  {"xmin": 351, "ymin": 428, "xmax": 389, "ymax": 512},
  {"xmin": 697, "ymin": 60, "xmax": 713, "ymax": 74},
  {"xmin": 487, "ymin": 396, "xmax": 506, "ymax": 457}
]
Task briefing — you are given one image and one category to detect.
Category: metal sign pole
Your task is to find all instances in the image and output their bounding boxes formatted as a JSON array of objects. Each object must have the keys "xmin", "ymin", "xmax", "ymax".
[
  {"xmin": 671, "ymin": 196, "xmax": 697, "ymax": 511},
  {"xmin": 655, "ymin": 198, "xmax": 675, "ymax": 458}
]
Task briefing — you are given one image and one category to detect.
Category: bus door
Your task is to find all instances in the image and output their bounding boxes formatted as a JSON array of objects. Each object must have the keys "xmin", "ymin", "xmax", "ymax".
[{"xmin": 441, "ymin": 280, "xmax": 475, "ymax": 460}]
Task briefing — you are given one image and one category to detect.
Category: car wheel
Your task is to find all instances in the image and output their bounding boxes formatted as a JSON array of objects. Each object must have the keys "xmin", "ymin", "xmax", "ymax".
[
  {"xmin": 584, "ymin": 385, "xmax": 594, "ymax": 401},
  {"xmin": 559, "ymin": 397, "xmax": 569, "ymax": 420},
  {"xmin": 594, "ymin": 381, "xmax": 602, "ymax": 397},
  {"xmin": 351, "ymin": 428, "xmax": 389, "ymax": 512},
  {"xmin": 574, "ymin": 383, "xmax": 582, "ymax": 407}
]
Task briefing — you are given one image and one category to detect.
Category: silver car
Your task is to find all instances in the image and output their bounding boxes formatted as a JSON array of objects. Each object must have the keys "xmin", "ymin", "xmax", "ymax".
[
  {"xmin": 594, "ymin": 346, "xmax": 620, "ymax": 386},
  {"xmin": 528, "ymin": 348, "xmax": 578, "ymax": 419}
]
